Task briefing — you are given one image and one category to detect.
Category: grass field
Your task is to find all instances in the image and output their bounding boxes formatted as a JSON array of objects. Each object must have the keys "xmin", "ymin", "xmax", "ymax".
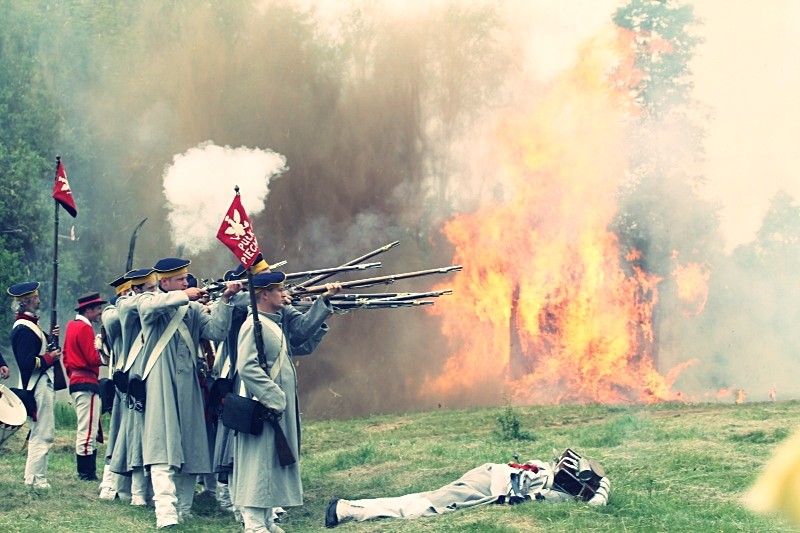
[{"xmin": 1, "ymin": 400, "xmax": 798, "ymax": 532}]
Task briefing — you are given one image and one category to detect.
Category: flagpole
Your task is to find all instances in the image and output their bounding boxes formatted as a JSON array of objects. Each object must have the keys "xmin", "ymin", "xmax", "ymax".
[
  {"xmin": 51, "ymin": 155, "xmax": 61, "ymax": 347},
  {"xmin": 233, "ymin": 185, "xmax": 269, "ymax": 370}
]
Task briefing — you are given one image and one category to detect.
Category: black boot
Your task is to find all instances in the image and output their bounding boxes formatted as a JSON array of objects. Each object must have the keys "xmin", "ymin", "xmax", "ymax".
[{"xmin": 77, "ymin": 452, "xmax": 98, "ymax": 481}]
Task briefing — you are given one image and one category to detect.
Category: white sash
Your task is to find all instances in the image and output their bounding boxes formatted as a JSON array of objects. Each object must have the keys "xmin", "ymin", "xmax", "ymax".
[
  {"xmin": 123, "ymin": 332, "xmax": 145, "ymax": 372},
  {"xmin": 13, "ymin": 319, "xmax": 51, "ymax": 390},
  {"xmin": 142, "ymin": 305, "xmax": 191, "ymax": 380},
  {"xmin": 238, "ymin": 317, "xmax": 287, "ymax": 400}
]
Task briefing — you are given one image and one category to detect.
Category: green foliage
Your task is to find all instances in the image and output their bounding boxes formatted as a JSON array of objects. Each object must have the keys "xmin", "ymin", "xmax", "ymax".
[
  {"xmin": 754, "ymin": 191, "xmax": 800, "ymax": 267},
  {"xmin": 613, "ymin": 0, "xmax": 703, "ymax": 120},
  {"xmin": 495, "ymin": 404, "xmax": 534, "ymax": 441},
  {"xmin": 0, "ymin": 3, "xmax": 63, "ymax": 345},
  {"xmin": 611, "ymin": 0, "xmax": 718, "ymax": 274}
]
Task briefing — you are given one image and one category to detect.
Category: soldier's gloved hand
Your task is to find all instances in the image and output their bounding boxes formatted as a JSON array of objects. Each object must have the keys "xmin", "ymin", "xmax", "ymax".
[{"xmin": 94, "ymin": 333, "xmax": 103, "ymax": 351}]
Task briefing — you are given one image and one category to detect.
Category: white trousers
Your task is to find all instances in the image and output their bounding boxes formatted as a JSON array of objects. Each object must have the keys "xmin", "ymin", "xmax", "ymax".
[
  {"xmin": 216, "ymin": 480, "xmax": 233, "ymax": 511},
  {"xmin": 150, "ymin": 464, "xmax": 196, "ymax": 526},
  {"xmin": 25, "ymin": 376, "xmax": 55, "ymax": 486},
  {"xmin": 71, "ymin": 390, "xmax": 100, "ymax": 456},
  {"xmin": 99, "ymin": 464, "xmax": 114, "ymax": 491},
  {"xmin": 99, "ymin": 464, "xmax": 133, "ymax": 500},
  {"xmin": 242, "ymin": 506, "xmax": 275, "ymax": 533},
  {"xmin": 131, "ymin": 467, "xmax": 152, "ymax": 505}
]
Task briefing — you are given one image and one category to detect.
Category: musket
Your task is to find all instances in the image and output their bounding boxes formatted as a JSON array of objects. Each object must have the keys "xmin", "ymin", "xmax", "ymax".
[
  {"xmin": 260, "ymin": 409, "xmax": 296, "ymax": 466},
  {"xmin": 294, "ymin": 289, "xmax": 453, "ymax": 305},
  {"xmin": 294, "ymin": 240, "xmax": 400, "ymax": 289},
  {"xmin": 201, "ymin": 279, "xmax": 228, "ymax": 301},
  {"xmin": 329, "ymin": 289, "xmax": 453, "ymax": 302},
  {"xmin": 290, "ymin": 266, "xmax": 462, "ymax": 296},
  {"xmin": 284, "ymin": 262, "xmax": 381, "ymax": 281},
  {"xmin": 126, "ymin": 218, "xmax": 148, "ymax": 272},
  {"xmin": 292, "ymin": 299, "xmax": 435, "ymax": 311}
]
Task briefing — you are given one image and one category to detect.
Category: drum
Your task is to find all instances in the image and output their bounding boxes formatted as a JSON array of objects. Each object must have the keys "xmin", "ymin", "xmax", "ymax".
[
  {"xmin": 552, "ymin": 448, "xmax": 605, "ymax": 501},
  {"xmin": 0, "ymin": 384, "xmax": 27, "ymax": 448}
]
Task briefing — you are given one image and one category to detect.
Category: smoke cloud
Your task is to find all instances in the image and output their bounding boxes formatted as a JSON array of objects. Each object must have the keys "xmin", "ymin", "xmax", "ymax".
[
  {"xmin": 163, "ymin": 142, "xmax": 287, "ymax": 255},
  {"xmin": 22, "ymin": 0, "xmax": 800, "ymax": 417}
]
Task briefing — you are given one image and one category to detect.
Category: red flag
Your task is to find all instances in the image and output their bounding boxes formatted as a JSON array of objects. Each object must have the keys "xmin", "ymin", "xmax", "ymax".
[
  {"xmin": 52, "ymin": 159, "xmax": 78, "ymax": 217},
  {"xmin": 216, "ymin": 192, "xmax": 261, "ymax": 268}
]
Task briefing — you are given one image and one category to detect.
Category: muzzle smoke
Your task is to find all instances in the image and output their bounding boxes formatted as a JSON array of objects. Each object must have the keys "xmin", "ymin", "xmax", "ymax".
[{"xmin": 163, "ymin": 142, "xmax": 287, "ymax": 255}]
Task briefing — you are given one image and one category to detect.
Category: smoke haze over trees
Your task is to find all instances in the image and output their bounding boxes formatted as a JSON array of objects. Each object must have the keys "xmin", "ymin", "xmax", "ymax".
[{"xmin": 0, "ymin": 0, "xmax": 798, "ymax": 417}]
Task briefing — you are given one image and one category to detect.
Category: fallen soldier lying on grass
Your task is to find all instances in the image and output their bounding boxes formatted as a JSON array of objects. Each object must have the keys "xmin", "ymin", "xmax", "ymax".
[{"xmin": 325, "ymin": 448, "xmax": 610, "ymax": 527}]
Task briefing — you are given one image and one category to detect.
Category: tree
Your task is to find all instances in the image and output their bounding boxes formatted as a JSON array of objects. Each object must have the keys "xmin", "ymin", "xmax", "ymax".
[
  {"xmin": 0, "ymin": 2, "xmax": 62, "ymax": 345},
  {"xmin": 612, "ymin": 0, "xmax": 720, "ymax": 275}
]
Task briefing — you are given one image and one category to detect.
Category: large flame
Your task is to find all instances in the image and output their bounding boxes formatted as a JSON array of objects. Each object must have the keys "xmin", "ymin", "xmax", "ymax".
[{"xmin": 423, "ymin": 28, "xmax": 684, "ymax": 405}]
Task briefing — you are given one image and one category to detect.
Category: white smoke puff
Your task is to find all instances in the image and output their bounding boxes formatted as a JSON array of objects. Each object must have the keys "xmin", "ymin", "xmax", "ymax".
[{"xmin": 163, "ymin": 141, "xmax": 287, "ymax": 255}]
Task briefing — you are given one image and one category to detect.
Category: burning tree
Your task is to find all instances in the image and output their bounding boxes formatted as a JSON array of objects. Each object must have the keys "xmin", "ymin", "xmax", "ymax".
[{"xmin": 421, "ymin": 1, "xmax": 715, "ymax": 406}]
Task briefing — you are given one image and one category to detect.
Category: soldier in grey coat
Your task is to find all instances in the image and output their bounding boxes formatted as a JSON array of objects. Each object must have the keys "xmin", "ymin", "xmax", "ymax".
[
  {"xmin": 232, "ymin": 271, "xmax": 340, "ymax": 533},
  {"xmin": 98, "ymin": 273, "xmax": 132, "ymax": 501},
  {"xmin": 137, "ymin": 257, "xmax": 242, "ymax": 529},
  {"xmin": 110, "ymin": 268, "xmax": 159, "ymax": 506}
]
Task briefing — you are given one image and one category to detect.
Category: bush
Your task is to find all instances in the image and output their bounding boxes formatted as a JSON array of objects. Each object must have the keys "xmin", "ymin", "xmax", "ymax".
[{"xmin": 495, "ymin": 404, "xmax": 534, "ymax": 441}]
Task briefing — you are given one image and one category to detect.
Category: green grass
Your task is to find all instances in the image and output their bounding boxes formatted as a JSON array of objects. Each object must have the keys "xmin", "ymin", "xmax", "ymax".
[{"xmin": 1, "ymin": 401, "xmax": 799, "ymax": 532}]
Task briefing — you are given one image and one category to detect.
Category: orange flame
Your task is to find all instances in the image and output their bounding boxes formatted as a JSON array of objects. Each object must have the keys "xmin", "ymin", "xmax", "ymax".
[
  {"xmin": 422, "ymin": 29, "xmax": 685, "ymax": 405},
  {"xmin": 736, "ymin": 389, "xmax": 747, "ymax": 404},
  {"xmin": 672, "ymin": 254, "xmax": 710, "ymax": 317}
]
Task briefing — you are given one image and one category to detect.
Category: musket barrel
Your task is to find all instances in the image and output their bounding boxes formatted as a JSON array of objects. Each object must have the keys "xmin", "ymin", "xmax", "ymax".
[
  {"xmin": 284, "ymin": 262, "xmax": 381, "ymax": 281},
  {"xmin": 292, "ymin": 299, "xmax": 435, "ymax": 311},
  {"xmin": 295, "ymin": 240, "xmax": 401, "ymax": 288},
  {"xmin": 291, "ymin": 266, "xmax": 462, "ymax": 295}
]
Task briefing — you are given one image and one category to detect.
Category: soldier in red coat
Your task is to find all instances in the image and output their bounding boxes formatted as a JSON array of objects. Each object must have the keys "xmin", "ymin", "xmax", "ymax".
[{"xmin": 63, "ymin": 291, "xmax": 107, "ymax": 481}]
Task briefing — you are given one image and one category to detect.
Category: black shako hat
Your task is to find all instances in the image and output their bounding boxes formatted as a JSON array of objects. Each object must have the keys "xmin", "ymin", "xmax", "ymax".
[
  {"xmin": 75, "ymin": 292, "xmax": 107, "ymax": 312},
  {"xmin": 232, "ymin": 253, "xmax": 269, "ymax": 279},
  {"xmin": 251, "ymin": 271, "xmax": 286, "ymax": 291},
  {"xmin": 7, "ymin": 282, "xmax": 40, "ymax": 298},
  {"xmin": 153, "ymin": 257, "xmax": 191, "ymax": 279},
  {"xmin": 109, "ymin": 273, "xmax": 128, "ymax": 287},
  {"xmin": 125, "ymin": 267, "xmax": 156, "ymax": 288}
]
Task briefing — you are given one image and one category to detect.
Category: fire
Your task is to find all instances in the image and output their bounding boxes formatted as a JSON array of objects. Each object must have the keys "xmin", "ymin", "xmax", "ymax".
[
  {"xmin": 736, "ymin": 389, "xmax": 747, "ymax": 404},
  {"xmin": 422, "ymin": 28, "xmax": 685, "ymax": 405},
  {"xmin": 672, "ymin": 252, "xmax": 710, "ymax": 317}
]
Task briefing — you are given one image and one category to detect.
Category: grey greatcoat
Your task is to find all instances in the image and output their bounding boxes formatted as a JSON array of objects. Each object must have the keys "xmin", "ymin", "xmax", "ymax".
[
  {"xmin": 137, "ymin": 291, "xmax": 233, "ymax": 474},
  {"xmin": 231, "ymin": 296, "xmax": 333, "ymax": 509},
  {"xmin": 100, "ymin": 304, "xmax": 124, "ymax": 463},
  {"xmin": 213, "ymin": 294, "xmax": 330, "ymax": 473},
  {"xmin": 110, "ymin": 293, "xmax": 147, "ymax": 474}
]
